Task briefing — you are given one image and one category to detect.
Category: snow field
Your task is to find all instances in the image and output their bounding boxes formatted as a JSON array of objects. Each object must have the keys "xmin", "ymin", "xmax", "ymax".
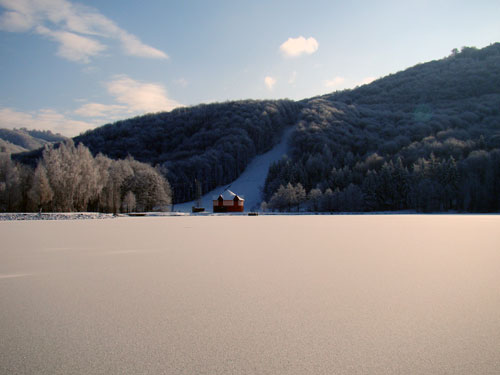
[{"xmin": 1, "ymin": 215, "xmax": 499, "ymax": 374}]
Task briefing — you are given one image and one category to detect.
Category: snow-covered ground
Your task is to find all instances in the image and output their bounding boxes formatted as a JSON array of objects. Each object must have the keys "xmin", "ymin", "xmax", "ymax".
[
  {"xmin": 175, "ymin": 126, "xmax": 294, "ymax": 212},
  {"xmin": 1, "ymin": 215, "xmax": 499, "ymax": 374}
]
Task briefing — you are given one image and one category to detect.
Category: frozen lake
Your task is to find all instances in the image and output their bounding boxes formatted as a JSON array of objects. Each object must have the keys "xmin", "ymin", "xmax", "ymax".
[{"xmin": 1, "ymin": 215, "xmax": 499, "ymax": 374}]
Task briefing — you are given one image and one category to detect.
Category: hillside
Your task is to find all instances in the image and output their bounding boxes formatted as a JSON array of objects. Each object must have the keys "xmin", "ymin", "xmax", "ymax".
[
  {"xmin": 11, "ymin": 43, "xmax": 500, "ymax": 213},
  {"xmin": 263, "ymin": 43, "xmax": 500, "ymax": 212},
  {"xmin": 72, "ymin": 100, "xmax": 300, "ymax": 203},
  {"xmin": 0, "ymin": 128, "xmax": 66, "ymax": 154},
  {"xmin": 0, "ymin": 139, "xmax": 27, "ymax": 154},
  {"xmin": 175, "ymin": 126, "xmax": 294, "ymax": 212}
]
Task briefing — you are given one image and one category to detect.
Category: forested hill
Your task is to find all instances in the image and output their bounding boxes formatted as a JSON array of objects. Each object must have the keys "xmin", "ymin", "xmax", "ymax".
[
  {"xmin": 324, "ymin": 46, "xmax": 500, "ymax": 107},
  {"xmin": 13, "ymin": 43, "xmax": 500, "ymax": 212},
  {"xmin": 0, "ymin": 128, "xmax": 66, "ymax": 154},
  {"xmin": 263, "ymin": 43, "xmax": 500, "ymax": 212},
  {"xmin": 73, "ymin": 100, "xmax": 300, "ymax": 203}
]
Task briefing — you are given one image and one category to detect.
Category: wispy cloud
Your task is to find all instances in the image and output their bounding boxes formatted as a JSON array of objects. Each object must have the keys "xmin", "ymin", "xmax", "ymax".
[
  {"xmin": 289, "ymin": 71, "xmax": 297, "ymax": 84},
  {"xmin": 264, "ymin": 76, "xmax": 277, "ymax": 91},
  {"xmin": 106, "ymin": 75, "xmax": 180, "ymax": 113},
  {"xmin": 0, "ymin": 107, "xmax": 98, "ymax": 136},
  {"xmin": 75, "ymin": 75, "xmax": 181, "ymax": 119},
  {"xmin": 0, "ymin": 0, "xmax": 168, "ymax": 63},
  {"xmin": 35, "ymin": 25, "xmax": 106, "ymax": 63},
  {"xmin": 280, "ymin": 36, "xmax": 318, "ymax": 58},
  {"xmin": 324, "ymin": 76, "xmax": 345, "ymax": 88},
  {"xmin": 0, "ymin": 8, "xmax": 33, "ymax": 32},
  {"xmin": 118, "ymin": 31, "xmax": 167, "ymax": 59},
  {"xmin": 73, "ymin": 102, "xmax": 126, "ymax": 118}
]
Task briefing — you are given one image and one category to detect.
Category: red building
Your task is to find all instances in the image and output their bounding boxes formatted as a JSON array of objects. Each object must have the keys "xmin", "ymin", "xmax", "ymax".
[{"xmin": 213, "ymin": 190, "xmax": 244, "ymax": 212}]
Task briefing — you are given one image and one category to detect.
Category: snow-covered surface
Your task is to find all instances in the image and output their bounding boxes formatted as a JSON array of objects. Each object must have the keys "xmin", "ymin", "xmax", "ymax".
[
  {"xmin": 1, "ymin": 215, "xmax": 500, "ymax": 374},
  {"xmin": 175, "ymin": 126, "xmax": 294, "ymax": 212},
  {"xmin": 217, "ymin": 189, "xmax": 242, "ymax": 200}
]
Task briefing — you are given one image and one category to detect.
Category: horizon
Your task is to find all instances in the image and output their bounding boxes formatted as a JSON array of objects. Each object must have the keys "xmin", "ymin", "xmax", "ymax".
[{"xmin": 1, "ymin": 0, "xmax": 499, "ymax": 136}]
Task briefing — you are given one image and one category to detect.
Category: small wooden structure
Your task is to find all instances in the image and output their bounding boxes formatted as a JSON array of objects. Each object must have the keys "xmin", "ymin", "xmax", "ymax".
[{"xmin": 213, "ymin": 190, "xmax": 244, "ymax": 212}]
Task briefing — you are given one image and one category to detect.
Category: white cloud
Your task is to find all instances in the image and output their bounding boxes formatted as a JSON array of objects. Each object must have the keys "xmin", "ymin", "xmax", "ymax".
[
  {"xmin": 36, "ymin": 25, "xmax": 106, "ymax": 63},
  {"xmin": 0, "ymin": 0, "xmax": 168, "ymax": 62},
  {"xmin": 289, "ymin": 71, "xmax": 297, "ymax": 84},
  {"xmin": 106, "ymin": 75, "xmax": 181, "ymax": 113},
  {"xmin": 73, "ymin": 102, "xmax": 126, "ymax": 118},
  {"xmin": 264, "ymin": 76, "xmax": 277, "ymax": 91},
  {"xmin": 324, "ymin": 76, "xmax": 345, "ymax": 88},
  {"xmin": 280, "ymin": 36, "xmax": 318, "ymax": 58},
  {"xmin": 0, "ymin": 107, "xmax": 98, "ymax": 136},
  {"xmin": 74, "ymin": 75, "xmax": 181, "ymax": 123},
  {"xmin": 0, "ymin": 10, "xmax": 34, "ymax": 31},
  {"xmin": 118, "ymin": 31, "xmax": 167, "ymax": 59}
]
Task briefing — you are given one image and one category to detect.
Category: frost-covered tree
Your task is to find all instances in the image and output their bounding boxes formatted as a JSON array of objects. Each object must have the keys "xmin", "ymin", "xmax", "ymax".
[
  {"xmin": 42, "ymin": 141, "xmax": 73, "ymax": 211},
  {"xmin": 294, "ymin": 183, "xmax": 306, "ymax": 211},
  {"xmin": 267, "ymin": 182, "xmax": 307, "ymax": 212},
  {"xmin": 0, "ymin": 154, "xmax": 21, "ymax": 211},
  {"xmin": 106, "ymin": 158, "xmax": 134, "ymax": 214},
  {"xmin": 268, "ymin": 184, "xmax": 288, "ymax": 212},
  {"xmin": 94, "ymin": 154, "xmax": 113, "ymax": 212},
  {"xmin": 121, "ymin": 158, "xmax": 172, "ymax": 212},
  {"xmin": 28, "ymin": 163, "xmax": 53, "ymax": 211},
  {"xmin": 73, "ymin": 142, "xmax": 100, "ymax": 211},
  {"xmin": 307, "ymin": 188, "xmax": 323, "ymax": 211}
]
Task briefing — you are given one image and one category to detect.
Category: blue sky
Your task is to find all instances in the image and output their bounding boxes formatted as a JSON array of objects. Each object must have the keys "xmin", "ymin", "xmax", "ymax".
[{"xmin": 0, "ymin": 0, "xmax": 499, "ymax": 136}]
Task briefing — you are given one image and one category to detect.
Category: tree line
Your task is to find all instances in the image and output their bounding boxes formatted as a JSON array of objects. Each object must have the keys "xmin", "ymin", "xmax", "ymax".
[
  {"xmin": 1, "ymin": 140, "xmax": 171, "ymax": 213},
  {"xmin": 263, "ymin": 152, "xmax": 500, "ymax": 212}
]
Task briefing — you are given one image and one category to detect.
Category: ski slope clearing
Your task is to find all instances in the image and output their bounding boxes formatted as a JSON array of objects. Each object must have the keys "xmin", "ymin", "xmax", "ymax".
[
  {"xmin": 1, "ymin": 215, "xmax": 499, "ymax": 375},
  {"xmin": 175, "ymin": 126, "xmax": 294, "ymax": 212}
]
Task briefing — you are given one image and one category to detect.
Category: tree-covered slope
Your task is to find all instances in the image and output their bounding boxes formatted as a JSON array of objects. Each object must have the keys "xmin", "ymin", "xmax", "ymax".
[
  {"xmin": 12, "ymin": 43, "xmax": 500, "ymax": 212},
  {"xmin": 325, "ymin": 46, "xmax": 500, "ymax": 107},
  {"xmin": 263, "ymin": 44, "xmax": 500, "ymax": 212},
  {"xmin": 0, "ymin": 128, "xmax": 66, "ymax": 153},
  {"xmin": 0, "ymin": 138, "xmax": 27, "ymax": 154},
  {"xmin": 73, "ymin": 100, "xmax": 300, "ymax": 203}
]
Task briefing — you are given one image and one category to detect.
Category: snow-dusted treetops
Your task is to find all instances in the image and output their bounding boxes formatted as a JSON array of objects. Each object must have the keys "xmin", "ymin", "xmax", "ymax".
[
  {"xmin": 1, "ymin": 141, "xmax": 171, "ymax": 213},
  {"xmin": 2, "ymin": 43, "xmax": 500, "ymax": 213}
]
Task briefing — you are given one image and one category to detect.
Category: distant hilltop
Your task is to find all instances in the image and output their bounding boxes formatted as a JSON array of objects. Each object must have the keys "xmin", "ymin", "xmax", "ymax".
[{"xmin": 0, "ymin": 128, "xmax": 66, "ymax": 154}]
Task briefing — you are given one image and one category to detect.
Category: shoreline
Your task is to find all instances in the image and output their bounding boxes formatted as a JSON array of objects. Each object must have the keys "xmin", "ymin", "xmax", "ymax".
[{"xmin": 1, "ymin": 210, "xmax": 499, "ymax": 221}]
